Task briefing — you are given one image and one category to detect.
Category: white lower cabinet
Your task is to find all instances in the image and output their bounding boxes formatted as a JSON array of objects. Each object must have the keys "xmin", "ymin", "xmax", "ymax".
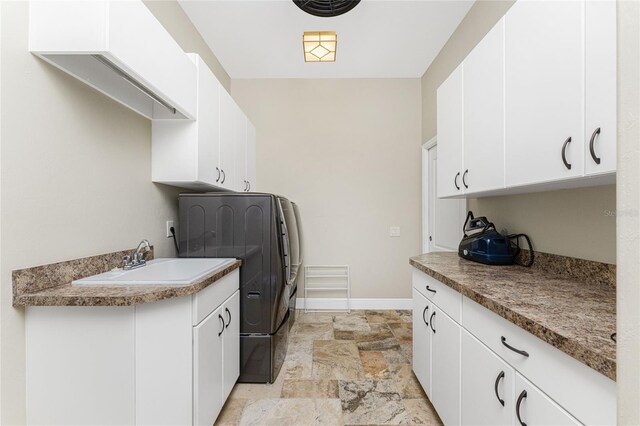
[
  {"xmin": 513, "ymin": 374, "xmax": 580, "ymax": 426},
  {"xmin": 412, "ymin": 288, "xmax": 432, "ymax": 396},
  {"xmin": 194, "ymin": 304, "xmax": 225, "ymax": 426},
  {"xmin": 430, "ymin": 304, "xmax": 461, "ymax": 426},
  {"xmin": 412, "ymin": 272, "xmax": 461, "ymax": 425},
  {"xmin": 411, "ymin": 266, "xmax": 615, "ymax": 426},
  {"xmin": 193, "ymin": 289, "xmax": 240, "ymax": 426},
  {"xmin": 26, "ymin": 270, "xmax": 240, "ymax": 426},
  {"xmin": 461, "ymin": 330, "xmax": 514, "ymax": 426},
  {"xmin": 222, "ymin": 291, "xmax": 241, "ymax": 399}
]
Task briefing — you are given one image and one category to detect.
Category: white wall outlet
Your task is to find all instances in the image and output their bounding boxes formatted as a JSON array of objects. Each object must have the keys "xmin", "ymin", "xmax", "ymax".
[
  {"xmin": 166, "ymin": 220, "xmax": 174, "ymax": 238},
  {"xmin": 389, "ymin": 226, "xmax": 401, "ymax": 237}
]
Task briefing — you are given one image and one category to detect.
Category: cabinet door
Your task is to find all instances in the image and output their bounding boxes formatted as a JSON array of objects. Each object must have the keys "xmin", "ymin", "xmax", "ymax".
[
  {"xmin": 218, "ymin": 88, "xmax": 235, "ymax": 190},
  {"xmin": 193, "ymin": 305, "xmax": 224, "ymax": 426},
  {"xmin": 196, "ymin": 59, "xmax": 221, "ymax": 186},
  {"xmin": 222, "ymin": 291, "xmax": 240, "ymax": 399},
  {"xmin": 412, "ymin": 288, "xmax": 432, "ymax": 397},
  {"xmin": 234, "ymin": 109, "xmax": 247, "ymax": 192},
  {"xmin": 585, "ymin": 0, "xmax": 616, "ymax": 175},
  {"xmin": 463, "ymin": 19, "xmax": 505, "ymax": 194},
  {"xmin": 461, "ymin": 330, "xmax": 513, "ymax": 426},
  {"xmin": 430, "ymin": 304, "xmax": 461, "ymax": 426},
  {"xmin": 505, "ymin": 0, "xmax": 584, "ymax": 186},
  {"xmin": 436, "ymin": 64, "xmax": 464, "ymax": 198},
  {"xmin": 514, "ymin": 373, "xmax": 581, "ymax": 426},
  {"xmin": 246, "ymin": 121, "xmax": 257, "ymax": 191}
]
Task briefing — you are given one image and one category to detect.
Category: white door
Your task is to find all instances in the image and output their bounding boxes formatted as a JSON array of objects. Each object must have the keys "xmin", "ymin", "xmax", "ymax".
[
  {"xmin": 427, "ymin": 144, "xmax": 466, "ymax": 252},
  {"xmin": 222, "ymin": 291, "xmax": 240, "ymax": 400},
  {"xmin": 196, "ymin": 58, "xmax": 221, "ymax": 186},
  {"xmin": 514, "ymin": 373, "xmax": 581, "ymax": 426},
  {"xmin": 461, "ymin": 330, "xmax": 514, "ymax": 426},
  {"xmin": 505, "ymin": 0, "xmax": 584, "ymax": 186},
  {"xmin": 463, "ymin": 18, "xmax": 505, "ymax": 194},
  {"xmin": 246, "ymin": 121, "xmax": 257, "ymax": 191},
  {"xmin": 218, "ymin": 89, "xmax": 235, "ymax": 190},
  {"xmin": 585, "ymin": 0, "xmax": 616, "ymax": 175},
  {"xmin": 412, "ymin": 288, "xmax": 432, "ymax": 397},
  {"xmin": 193, "ymin": 306, "xmax": 224, "ymax": 426},
  {"xmin": 430, "ymin": 304, "xmax": 461, "ymax": 426},
  {"xmin": 436, "ymin": 64, "xmax": 464, "ymax": 198}
]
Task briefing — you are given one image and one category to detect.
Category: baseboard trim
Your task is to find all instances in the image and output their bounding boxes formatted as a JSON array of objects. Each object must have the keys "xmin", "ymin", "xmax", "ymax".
[{"xmin": 296, "ymin": 298, "xmax": 412, "ymax": 310}]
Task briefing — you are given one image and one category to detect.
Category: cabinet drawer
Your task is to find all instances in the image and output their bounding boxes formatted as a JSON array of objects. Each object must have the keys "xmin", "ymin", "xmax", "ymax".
[
  {"xmin": 462, "ymin": 297, "xmax": 615, "ymax": 425},
  {"xmin": 193, "ymin": 269, "xmax": 239, "ymax": 325},
  {"xmin": 412, "ymin": 268, "xmax": 461, "ymax": 322}
]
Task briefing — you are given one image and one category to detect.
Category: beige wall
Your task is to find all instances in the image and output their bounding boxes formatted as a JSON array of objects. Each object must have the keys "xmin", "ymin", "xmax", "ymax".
[
  {"xmin": 422, "ymin": 0, "xmax": 616, "ymax": 264},
  {"xmin": 143, "ymin": 0, "xmax": 231, "ymax": 92},
  {"xmin": 0, "ymin": 2, "xmax": 226, "ymax": 424},
  {"xmin": 617, "ymin": 1, "xmax": 640, "ymax": 423},
  {"xmin": 232, "ymin": 79, "xmax": 422, "ymax": 299}
]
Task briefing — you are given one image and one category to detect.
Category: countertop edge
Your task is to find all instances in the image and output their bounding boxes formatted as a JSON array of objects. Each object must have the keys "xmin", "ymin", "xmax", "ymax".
[
  {"xmin": 15, "ymin": 261, "xmax": 241, "ymax": 307},
  {"xmin": 409, "ymin": 257, "xmax": 616, "ymax": 381}
]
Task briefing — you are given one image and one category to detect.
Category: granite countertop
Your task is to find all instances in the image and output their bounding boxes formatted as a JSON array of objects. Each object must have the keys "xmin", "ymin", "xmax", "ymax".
[
  {"xmin": 13, "ymin": 248, "xmax": 241, "ymax": 307},
  {"xmin": 410, "ymin": 252, "xmax": 616, "ymax": 381}
]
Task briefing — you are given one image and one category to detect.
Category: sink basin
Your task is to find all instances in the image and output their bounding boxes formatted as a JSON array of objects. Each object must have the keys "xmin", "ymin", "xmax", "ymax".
[{"xmin": 72, "ymin": 258, "xmax": 236, "ymax": 286}]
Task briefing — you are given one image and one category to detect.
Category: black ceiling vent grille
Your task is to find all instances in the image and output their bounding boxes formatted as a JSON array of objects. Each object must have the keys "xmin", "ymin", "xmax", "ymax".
[{"xmin": 293, "ymin": 0, "xmax": 361, "ymax": 18}]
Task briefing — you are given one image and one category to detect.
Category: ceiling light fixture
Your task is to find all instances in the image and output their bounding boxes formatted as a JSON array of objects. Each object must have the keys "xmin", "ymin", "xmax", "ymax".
[
  {"xmin": 293, "ymin": 0, "xmax": 361, "ymax": 18},
  {"xmin": 303, "ymin": 31, "xmax": 337, "ymax": 62}
]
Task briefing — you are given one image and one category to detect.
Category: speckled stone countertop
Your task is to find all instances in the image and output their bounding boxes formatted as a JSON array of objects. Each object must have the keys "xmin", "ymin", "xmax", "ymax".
[
  {"xmin": 410, "ymin": 252, "xmax": 616, "ymax": 381},
  {"xmin": 13, "ymin": 248, "xmax": 241, "ymax": 307}
]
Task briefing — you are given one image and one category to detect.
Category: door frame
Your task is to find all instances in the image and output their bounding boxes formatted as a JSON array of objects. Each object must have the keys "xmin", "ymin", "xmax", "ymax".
[{"xmin": 422, "ymin": 137, "xmax": 438, "ymax": 253}]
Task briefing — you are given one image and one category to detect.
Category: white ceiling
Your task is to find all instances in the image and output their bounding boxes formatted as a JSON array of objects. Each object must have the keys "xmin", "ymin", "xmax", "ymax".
[{"xmin": 179, "ymin": 0, "xmax": 474, "ymax": 79}]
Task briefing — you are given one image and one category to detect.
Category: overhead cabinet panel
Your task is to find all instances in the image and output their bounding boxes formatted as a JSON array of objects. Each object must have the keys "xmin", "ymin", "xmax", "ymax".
[
  {"xmin": 463, "ymin": 18, "xmax": 505, "ymax": 194},
  {"xmin": 436, "ymin": 64, "xmax": 464, "ymax": 198},
  {"xmin": 585, "ymin": 0, "xmax": 617, "ymax": 175},
  {"xmin": 505, "ymin": 0, "xmax": 585, "ymax": 186},
  {"xmin": 29, "ymin": 0, "xmax": 197, "ymax": 120}
]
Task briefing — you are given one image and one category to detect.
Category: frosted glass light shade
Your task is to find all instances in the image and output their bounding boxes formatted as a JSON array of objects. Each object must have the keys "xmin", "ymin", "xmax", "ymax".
[{"xmin": 303, "ymin": 31, "xmax": 337, "ymax": 62}]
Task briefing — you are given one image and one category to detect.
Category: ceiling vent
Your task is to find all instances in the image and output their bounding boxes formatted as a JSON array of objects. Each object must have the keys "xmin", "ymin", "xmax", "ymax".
[{"xmin": 293, "ymin": 0, "xmax": 361, "ymax": 18}]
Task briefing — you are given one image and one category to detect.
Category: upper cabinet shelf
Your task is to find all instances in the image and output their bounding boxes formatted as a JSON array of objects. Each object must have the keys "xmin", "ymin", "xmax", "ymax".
[
  {"xmin": 436, "ymin": 0, "xmax": 616, "ymax": 199},
  {"xmin": 29, "ymin": 1, "xmax": 197, "ymax": 120}
]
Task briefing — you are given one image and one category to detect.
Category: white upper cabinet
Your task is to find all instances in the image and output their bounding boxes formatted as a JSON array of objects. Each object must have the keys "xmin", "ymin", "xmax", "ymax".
[
  {"xmin": 218, "ymin": 88, "xmax": 237, "ymax": 191},
  {"xmin": 505, "ymin": 0, "xmax": 585, "ymax": 186},
  {"xmin": 153, "ymin": 56, "xmax": 256, "ymax": 192},
  {"xmin": 437, "ymin": 0, "xmax": 616, "ymax": 199},
  {"xmin": 29, "ymin": 1, "xmax": 197, "ymax": 120},
  {"xmin": 246, "ymin": 122, "xmax": 257, "ymax": 192},
  {"xmin": 437, "ymin": 64, "xmax": 464, "ymax": 198},
  {"xmin": 585, "ymin": 0, "xmax": 617, "ymax": 175},
  {"xmin": 463, "ymin": 19, "xmax": 505, "ymax": 195},
  {"xmin": 152, "ymin": 55, "xmax": 220, "ymax": 190},
  {"xmin": 233, "ymin": 105, "xmax": 248, "ymax": 192}
]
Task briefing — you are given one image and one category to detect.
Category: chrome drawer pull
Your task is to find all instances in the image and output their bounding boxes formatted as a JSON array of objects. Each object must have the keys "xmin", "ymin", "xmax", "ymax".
[{"xmin": 501, "ymin": 336, "xmax": 529, "ymax": 357}]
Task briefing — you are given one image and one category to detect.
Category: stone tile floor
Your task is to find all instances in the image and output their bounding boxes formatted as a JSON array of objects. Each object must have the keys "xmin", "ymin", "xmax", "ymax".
[{"xmin": 215, "ymin": 310, "xmax": 443, "ymax": 425}]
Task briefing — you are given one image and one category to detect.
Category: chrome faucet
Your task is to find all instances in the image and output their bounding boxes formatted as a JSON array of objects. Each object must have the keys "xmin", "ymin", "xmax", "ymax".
[{"xmin": 123, "ymin": 239, "xmax": 151, "ymax": 270}]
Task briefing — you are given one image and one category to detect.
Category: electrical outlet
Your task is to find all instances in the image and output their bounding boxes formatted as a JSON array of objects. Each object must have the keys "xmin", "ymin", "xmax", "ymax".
[
  {"xmin": 389, "ymin": 226, "xmax": 401, "ymax": 237},
  {"xmin": 166, "ymin": 220, "xmax": 174, "ymax": 238}
]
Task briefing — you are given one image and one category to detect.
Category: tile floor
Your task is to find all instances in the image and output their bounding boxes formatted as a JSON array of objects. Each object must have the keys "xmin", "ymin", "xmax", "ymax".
[{"xmin": 215, "ymin": 310, "xmax": 443, "ymax": 425}]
